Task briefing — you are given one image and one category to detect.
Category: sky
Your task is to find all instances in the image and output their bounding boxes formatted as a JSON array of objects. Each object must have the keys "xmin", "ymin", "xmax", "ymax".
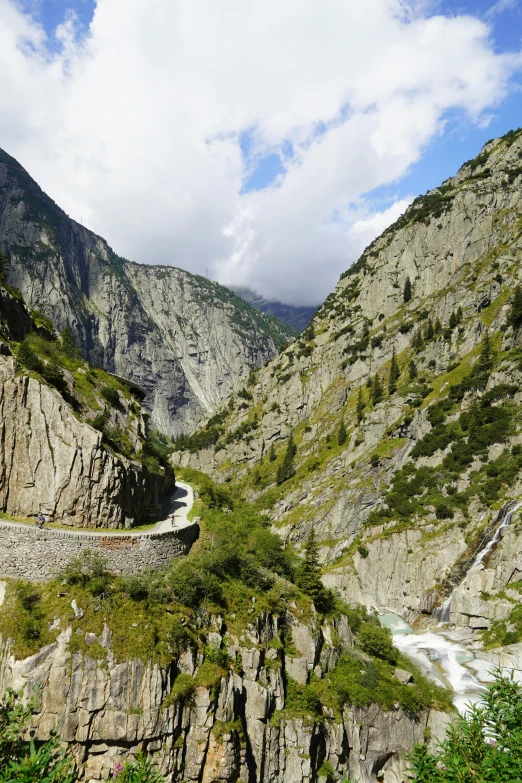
[{"xmin": 0, "ymin": 1, "xmax": 521, "ymax": 306}]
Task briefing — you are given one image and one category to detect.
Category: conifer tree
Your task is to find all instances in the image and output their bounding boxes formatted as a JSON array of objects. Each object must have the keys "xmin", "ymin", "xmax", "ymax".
[
  {"xmin": 478, "ymin": 330, "xmax": 493, "ymax": 373},
  {"xmin": 449, "ymin": 310, "xmax": 458, "ymax": 329},
  {"xmin": 356, "ymin": 387, "xmax": 365, "ymax": 422},
  {"xmin": 337, "ymin": 418, "xmax": 347, "ymax": 447},
  {"xmin": 456, "ymin": 306, "xmax": 463, "ymax": 323},
  {"xmin": 424, "ymin": 320, "xmax": 434, "ymax": 341},
  {"xmin": 269, "ymin": 443, "xmax": 276, "ymax": 462},
  {"xmin": 0, "ymin": 250, "xmax": 9, "ymax": 283},
  {"xmin": 61, "ymin": 327, "xmax": 81, "ymax": 360},
  {"xmin": 408, "ymin": 359, "xmax": 417, "ymax": 380},
  {"xmin": 412, "ymin": 329, "xmax": 423, "ymax": 350},
  {"xmin": 388, "ymin": 348, "xmax": 400, "ymax": 394},
  {"xmin": 403, "ymin": 276, "xmax": 412, "ymax": 303},
  {"xmin": 434, "ymin": 318, "xmax": 442, "ymax": 335},
  {"xmin": 276, "ymin": 431, "xmax": 296, "ymax": 484},
  {"xmin": 296, "ymin": 528, "xmax": 332, "ymax": 611},
  {"xmin": 372, "ymin": 373, "xmax": 383, "ymax": 406},
  {"xmin": 509, "ymin": 285, "xmax": 522, "ymax": 329}
]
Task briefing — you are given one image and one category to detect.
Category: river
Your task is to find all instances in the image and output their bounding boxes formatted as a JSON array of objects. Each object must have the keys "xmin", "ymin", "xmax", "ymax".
[{"xmin": 379, "ymin": 500, "xmax": 522, "ymax": 715}]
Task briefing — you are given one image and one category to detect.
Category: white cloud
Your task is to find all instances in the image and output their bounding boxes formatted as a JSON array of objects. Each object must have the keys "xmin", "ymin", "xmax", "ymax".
[{"xmin": 0, "ymin": 0, "xmax": 520, "ymax": 305}]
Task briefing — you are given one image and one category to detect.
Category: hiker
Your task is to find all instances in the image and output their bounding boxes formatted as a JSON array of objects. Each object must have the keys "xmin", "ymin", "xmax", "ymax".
[{"xmin": 37, "ymin": 512, "xmax": 45, "ymax": 529}]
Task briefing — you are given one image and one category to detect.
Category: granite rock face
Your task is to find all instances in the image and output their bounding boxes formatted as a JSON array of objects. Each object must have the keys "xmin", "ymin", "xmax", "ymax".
[
  {"xmin": 0, "ymin": 610, "xmax": 449, "ymax": 783},
  {"xmin": 174, "ymin": 129, "xmax": 522, "ymax": 624},
  {"xmin": 0, "ymin": 148, "xmax": 292, "ymax": 436},
  {"xmin": 0, "ymin": 355, "xmax": 165, "ymax": 527}
]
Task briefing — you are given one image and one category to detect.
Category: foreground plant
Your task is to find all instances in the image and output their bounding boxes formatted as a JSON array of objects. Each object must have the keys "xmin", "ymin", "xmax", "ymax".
[{"xmin": 409, "ymin": 669, "xmax": 522, "ymax": 782}]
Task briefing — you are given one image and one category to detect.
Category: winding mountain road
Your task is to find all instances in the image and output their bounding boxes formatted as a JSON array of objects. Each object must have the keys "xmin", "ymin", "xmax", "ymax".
[{"xmin": 153, "ymin": 481, "xmax": 195, "ymax": 533}]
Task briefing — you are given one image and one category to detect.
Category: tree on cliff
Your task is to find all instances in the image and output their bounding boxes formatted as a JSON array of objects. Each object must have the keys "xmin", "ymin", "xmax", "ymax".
[
  {"xmin": 403, "ymin": 276, "xmax": 412, "ymax": 303},
  {"xmin": 388, "ymin": 348, "xmax": 400, "ymax": 395},
  {"xmin": 509, "ymin": 285, "xmax": 522, "ymax": 329},
  {"xmin": 277, "ymin": 431, "xmax": 296, "ymax": 484},
  {"xmin": 295, "ymin": 528, "xmax": 332, "ymax": 612},
  {"xmin": 337, "ymin": 418, "xmax": 347, "ymax": 446},
  {"xmin": 0, "ymin": 250, "xmax": 9, "ymax": 284}
]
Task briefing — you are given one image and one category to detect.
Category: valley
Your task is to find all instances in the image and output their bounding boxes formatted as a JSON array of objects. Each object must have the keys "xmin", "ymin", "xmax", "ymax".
[{"xmin": 2, "ymin": 128, "xmax": 522, "ymax": 782}]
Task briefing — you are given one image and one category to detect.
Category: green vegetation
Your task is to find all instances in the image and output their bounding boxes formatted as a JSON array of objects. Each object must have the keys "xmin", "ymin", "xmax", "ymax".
[
  {"xmin": 337, "ymin": 418, "xmax": 347, "ymax": 447},
  {"xmin": 295, "ymin": 529, "xmax": 333, "ymax": 612},
  {"xmin": 409, "ymin": 670, "xmax": 522, "ymax": 782},
  {"xmin": 277, "ymin": 431, "xmax": 297, "ymax": 484},
  {"xmin": 403, "ymin": 276, "xmax": 412, "ymax": 303}
]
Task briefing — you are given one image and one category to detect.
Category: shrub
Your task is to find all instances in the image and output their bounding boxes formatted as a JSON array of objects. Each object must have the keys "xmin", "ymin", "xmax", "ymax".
[
  {"xmin": 17, "ymin": 340, "xmax": 43, "ymax": 373},
  {"xmin": 358, "ymin": 623, "xmax": 398, "ymax": 665},
  {"xmin": 100, "ymin": 385, "xmax": 120, "ymax": 406},
  {"xmin": 403, "ymin": 276, "xmax": 412, "ymax": 302},
  {"xmin": 62, "ymin": 551, "xmax": 111, "ymax": 595},
  {"xmin": 408, "ymin": 670, "xmax": 522, "ymax": 782}
]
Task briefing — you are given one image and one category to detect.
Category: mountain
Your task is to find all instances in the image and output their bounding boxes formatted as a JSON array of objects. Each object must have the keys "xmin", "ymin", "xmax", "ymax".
[
  {"xmin": 230, "ymin": 285, "xmax": 317, "ymax": 332},
  {"xmin": 175, "ymin": 128, "xmax": 522, "ymax": 640},
  {"xmin": 0, "ymin": 149, "xmax": 294, "ymax": 437}
]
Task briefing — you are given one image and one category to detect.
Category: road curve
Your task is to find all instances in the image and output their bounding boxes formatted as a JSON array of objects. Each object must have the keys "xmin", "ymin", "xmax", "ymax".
[{"xmin": 153, "ymin": 481, "xmax": 195, "ymax": 533}]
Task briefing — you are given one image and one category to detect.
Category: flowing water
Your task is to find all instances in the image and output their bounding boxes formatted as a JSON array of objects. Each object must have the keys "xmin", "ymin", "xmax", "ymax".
[
  {"xmin": 380, "ymin": 501, "xmax": 522, "ymax": 714},
  {"xmin": 432, "ymin": 500, "xmax": 522, "ymax": 623}
]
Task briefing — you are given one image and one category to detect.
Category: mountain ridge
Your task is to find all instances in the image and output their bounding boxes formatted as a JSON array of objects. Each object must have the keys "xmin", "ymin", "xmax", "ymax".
[{"xmin": 0, "ymin": 148, "xmax": 294, "ymax": 436}]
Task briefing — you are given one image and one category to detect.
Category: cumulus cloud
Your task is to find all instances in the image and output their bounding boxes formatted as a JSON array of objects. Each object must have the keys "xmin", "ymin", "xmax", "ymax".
[{"xmin": 0, "ymin": 0, "xmax": 521, "ymax": 305}]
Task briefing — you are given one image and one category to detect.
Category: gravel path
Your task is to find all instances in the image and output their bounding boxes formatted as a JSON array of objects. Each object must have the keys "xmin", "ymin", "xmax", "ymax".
[{"xmin": 153, "ymin": 482, "xmax": 195, "ymax": 532}]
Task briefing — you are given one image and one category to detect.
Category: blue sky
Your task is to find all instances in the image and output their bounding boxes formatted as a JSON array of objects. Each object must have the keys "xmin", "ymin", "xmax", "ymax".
[{"xmin": 3, "ymin": 0, "xmax": 522, "ymax": 305}]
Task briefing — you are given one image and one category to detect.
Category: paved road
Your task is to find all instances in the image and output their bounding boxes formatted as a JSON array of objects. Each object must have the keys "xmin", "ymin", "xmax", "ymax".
[
  {"xmin": 0, "ymin": 482, "xmax": 195, "ymax": 537},
  {"xmin": 153, "ymin": 481, "xmax": 195, "ymax": 533}
]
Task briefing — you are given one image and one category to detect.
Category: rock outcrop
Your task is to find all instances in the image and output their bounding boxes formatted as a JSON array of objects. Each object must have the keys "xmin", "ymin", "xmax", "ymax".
[
  {"xmin": 0, "ymin": 611, "xmax": 449, "ymax": 783},
  {"xmin": 0, "ymin": 355, "xmax": 167, "ymax": 527},
  {"xmin": 0, "ymin": 148, "xmax": 293, "ymax": 436}
]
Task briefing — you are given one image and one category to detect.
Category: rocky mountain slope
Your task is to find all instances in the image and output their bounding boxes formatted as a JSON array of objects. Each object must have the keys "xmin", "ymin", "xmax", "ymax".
[
  {"xmin": 230, "ymin": 286, "xmax": 317, "ymax": 333},
  {"xmin": 174, "ymin": 127, "xmax": 522, "ymax": 642},
  {"xmin": 0, "ymin": 283, "xmax": 172, "ymax": 527},
  {"xmin": 0, "ymin": 149, "xmax": 294, "ymax": 436}
]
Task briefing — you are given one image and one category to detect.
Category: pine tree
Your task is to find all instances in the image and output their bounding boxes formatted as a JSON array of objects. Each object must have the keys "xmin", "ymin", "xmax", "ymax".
[
  {"xmin": 478, "ymin": 330, "xmax": 493, "ymax": 373},
  {"xmin": 61, "ymin": 328, "xmax": 81, "ymax": 360},
  {"xmin": 0, "ymin": 250, "xmax": 9, "ymax": 283},
  {"xmin": 337, "ymin": 418, "xmax": 347, "ymax": 447},
  {"xmin": 434, "ymin": 318, "xmax": 442, "ymax": 335},
  {"xmin": 296, "ymin": 528, "xmax": 332, "ymax": 611},
  {"xmin": 276, "ymin": 432, "xmax": 296, "ymax": 484},
  {"xmin": 269, "ymin": 443, "xmax": 276, "ymax": 462},
  {"xmin": 449, "ymin": 310, "xmax": 458, "ymax": 329},
  {"xmin": 408, "ymin": 359, "xmax": 417, "ymax": 380},
  {"xmin": 403, "ymin": 276, "xmax": 412, "ymax": 303},
  {"xmin": 424, "ymin": 320, "xmax": 434, "ymax": 341},
  {"xmin": 456, "ymin": 306, "xmax": 463, "ymax": 323},
  {"xmin": 412, "ymin": 329, "xmax": 423, "ymax": 350},
  {"xmin": 509, "ymin": 285, "xmax": 522, "ymax": 329},
  {"xmin": 356, "ymin": 387, "xmax": 365, "ymax": 422},
  {"xmin": 372, "ymin": 373, "xmax": 383, "ymax": 406},
  {"xmin": 388, "ymin": 348, "xmax": 400, "ymax": 394}
]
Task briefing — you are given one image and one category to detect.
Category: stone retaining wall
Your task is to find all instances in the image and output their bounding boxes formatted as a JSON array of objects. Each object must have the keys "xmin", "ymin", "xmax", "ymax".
[{"xmin": 0, "ymin": 521, "xmax": 199, "ymax": 581}]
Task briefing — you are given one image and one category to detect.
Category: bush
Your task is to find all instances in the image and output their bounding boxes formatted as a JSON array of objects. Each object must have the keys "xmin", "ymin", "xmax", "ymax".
[
  {"xmin": 408, "ymin": 670, "xmax": 522, "ymax": 782},
  {"xmin": 62, "ymin": 551, "xmax": 111, "ymax": 595},
  {"xmin": 17, "ymin": 340, "xmax": 43, "ymax": 374},
  {"xmin": 100, "ymin": 385, "xmax": 120, "ymax": 406},
  {"xmin": 358, "ymin": 623, "xmax": 398, "ymax": 665}
]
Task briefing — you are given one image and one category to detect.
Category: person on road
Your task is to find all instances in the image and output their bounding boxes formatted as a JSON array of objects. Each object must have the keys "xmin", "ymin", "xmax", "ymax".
[{"xmin": 37, "ymin": 512, "xmax": 45, "ymax": 529}]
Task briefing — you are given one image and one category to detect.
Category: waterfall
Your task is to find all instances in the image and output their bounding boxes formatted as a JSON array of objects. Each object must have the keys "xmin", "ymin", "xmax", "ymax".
[{"xmin": 433, "ymin": 500, "xmax": 522, "ymax": 624}]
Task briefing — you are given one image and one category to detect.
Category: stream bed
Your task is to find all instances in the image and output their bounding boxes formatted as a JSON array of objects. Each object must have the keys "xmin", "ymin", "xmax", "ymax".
[{"xmin": 380, "ymin": 613, "xmax": 489, "ymax": 714}]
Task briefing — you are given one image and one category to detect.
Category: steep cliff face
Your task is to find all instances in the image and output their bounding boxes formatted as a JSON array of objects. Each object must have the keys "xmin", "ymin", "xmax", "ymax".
[
  {"xmin": 0, "ymin": 286, "xmax": 172, "ymax": 527},
  {"xmin": 0, "ymin": 148, "xmax": 293, "ymax": 436},
  {"xmin": 173, "ymin": 128, "xmax": 522, "ymax": 630},
  {"xmin": 0, "ymin": 611, "xmax": 448, "ymax": 783}
]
